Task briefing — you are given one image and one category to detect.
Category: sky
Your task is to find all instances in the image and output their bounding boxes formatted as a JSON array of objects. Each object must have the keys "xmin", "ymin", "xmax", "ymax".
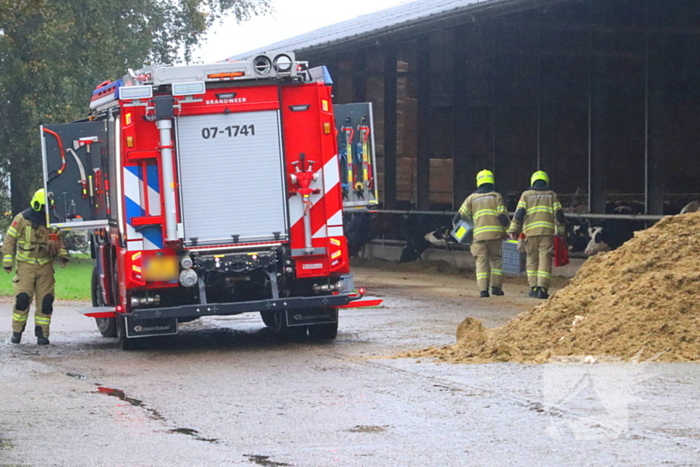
[{"xmin": 194, "ymin": 0, "xmax": 408, "ymax": 63}]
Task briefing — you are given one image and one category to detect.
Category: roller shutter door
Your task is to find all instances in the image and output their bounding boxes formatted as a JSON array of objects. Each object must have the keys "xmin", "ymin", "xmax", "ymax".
[{"xmin": 176, "ymin": 111, "xmax": 288, "ymax": 246}]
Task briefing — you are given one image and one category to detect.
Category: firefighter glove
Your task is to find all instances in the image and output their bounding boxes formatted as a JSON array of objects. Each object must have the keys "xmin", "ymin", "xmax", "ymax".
[{"xmin": 60, "ymin": 257, "xmax": 69, "ymax": 268}]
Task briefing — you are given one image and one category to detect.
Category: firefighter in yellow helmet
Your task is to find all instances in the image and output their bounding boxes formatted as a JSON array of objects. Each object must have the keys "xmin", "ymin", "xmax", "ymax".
[
  {"xmin": 508, "ymin": 171, "xmax": 565, "ymax": 299},
  {"xmin": 2, "ymin": 189, "xmax": 69, "ymax": 345},
  {"xmin": 455, "ymin": 170, "xmax": 509, "ymax": 297}
]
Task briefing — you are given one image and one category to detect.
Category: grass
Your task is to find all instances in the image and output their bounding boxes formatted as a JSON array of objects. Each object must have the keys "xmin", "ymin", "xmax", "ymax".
[{"xmin": 0, "ymin": 257, "xmax": 93, "ymax": 301}]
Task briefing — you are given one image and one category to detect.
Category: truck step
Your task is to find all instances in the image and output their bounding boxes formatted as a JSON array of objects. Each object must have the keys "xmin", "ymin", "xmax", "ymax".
[
  {"xmin": 336, "ymin": 296, "xmax": 383, "ymax": 309},
  {"xmin": 77, "ymin": 306, "xmax": 116, "ymax": 318}
]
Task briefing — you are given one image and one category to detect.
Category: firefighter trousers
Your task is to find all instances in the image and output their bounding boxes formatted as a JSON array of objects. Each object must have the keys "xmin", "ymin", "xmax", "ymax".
[
  {"xmin": 525, "ymin": 235, "xmax": 553, "ymax": 289},
  {"xmin": 12, "ymin": 261, "xmax": 56, "ymax": 337},
  {"xmin": 470, "ymin": 238, "xmax": 504, "ymax": 291}
]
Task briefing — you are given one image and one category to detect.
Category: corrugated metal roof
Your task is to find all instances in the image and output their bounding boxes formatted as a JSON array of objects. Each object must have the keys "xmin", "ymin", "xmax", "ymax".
[{"xmin": 228, "ymin": 0, "xmax": 513, "ymax": 60}]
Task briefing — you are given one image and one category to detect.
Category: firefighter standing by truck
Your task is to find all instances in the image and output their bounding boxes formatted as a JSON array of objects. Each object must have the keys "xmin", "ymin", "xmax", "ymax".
[
  {"xmin": 508, "ymin": 171, "xmax": 565, "ymax": 300},
  {"xmin": 3, "ymin": 189, "xmax": 69, "ymax": 345},
  {"xmin": 455, "ymin": 170, "xmax": 510, "ymax": 298}
]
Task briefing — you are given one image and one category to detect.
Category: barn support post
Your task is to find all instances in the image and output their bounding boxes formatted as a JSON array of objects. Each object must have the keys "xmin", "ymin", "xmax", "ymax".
[
  {"xmin": 452, "ymin": 25, "xmax": 475, "ymax": 207},
  {"xmin": 384, "ymin": 47, "xmax": 398, "ymax": 209},
  {"xmin": 492, "ymin": 30, "xmax": 510, "ymax": 201},
  {"xmin": 588, "ymin": 0, "xmax": 606, "ymax": 214},
  {"xmin": 644, "ymin": 9, "xmax": 664, "ymax": 214},
  {"xmin": 416, "ymin": 36, "xmax": 432, "ymax": 210}
]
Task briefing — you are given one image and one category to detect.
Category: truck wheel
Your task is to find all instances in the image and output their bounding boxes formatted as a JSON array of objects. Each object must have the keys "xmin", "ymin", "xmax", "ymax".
[
  {"xmin": 92, "ymin": 266, "xmax": 117, "ymax": 337},
  {"xmin": 261, "ymin": 311, "xmax": 306, "ymax": 341},
  {"xmin": 308, "ymin": 321, "xmax": 338, "ymax": 341},
  {"xmin": 116, "ymin": 315, "xmax": 138, "ymax": 350},
  {"xmin": 260, "ymin": 310, "xmax": 280, "ymax": 330}
]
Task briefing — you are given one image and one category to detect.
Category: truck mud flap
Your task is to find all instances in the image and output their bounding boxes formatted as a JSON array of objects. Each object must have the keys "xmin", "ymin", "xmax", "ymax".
[
  {"xmin": 125, "ymin": 316, "xmax": 178, "ymax": 338},
  {"xmin": 286, "ymin": 308, "xmax": 338, "ymax": 327}
]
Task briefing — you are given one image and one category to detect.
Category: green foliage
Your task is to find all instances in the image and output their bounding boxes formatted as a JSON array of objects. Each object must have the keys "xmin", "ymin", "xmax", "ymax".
[{"xmin": 0, "ymin": 0, "xmax": 271, "ymax": 213}]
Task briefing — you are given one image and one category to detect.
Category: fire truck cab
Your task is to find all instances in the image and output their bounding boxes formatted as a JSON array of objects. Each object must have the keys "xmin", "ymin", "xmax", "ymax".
[{"xmin": 41, "ymin": 53, "xmax": 377, "ymax": 349}]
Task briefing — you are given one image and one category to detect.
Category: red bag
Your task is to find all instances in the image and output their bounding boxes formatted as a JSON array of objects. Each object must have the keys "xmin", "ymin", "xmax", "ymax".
[{"xmin": 554, "ymin": 236, "xmax": 569, "ymax": 267}]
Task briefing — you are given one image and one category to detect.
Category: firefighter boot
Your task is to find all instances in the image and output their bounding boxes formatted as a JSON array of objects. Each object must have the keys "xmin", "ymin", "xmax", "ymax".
[
  {"xmin": 528, "ymin": 287, "xmax": 539, "ymax": 298},
  {"xmin": 491, "ymin": 286, "xmax": 504, "ymax": 296},
  {"xmin": 10, "ymin": 332, "xmax": 22, "ymax": 344},
  {"xmin": 537, "ymin": 288, "xmax": 549, "ymax": 300},
  {"xmin": 35, "ymin": 326, "xmax": 49, "ymax": 346},
  {"xmin": 479, "ymin": 290, "xmax": 490, "ymax": 298}
]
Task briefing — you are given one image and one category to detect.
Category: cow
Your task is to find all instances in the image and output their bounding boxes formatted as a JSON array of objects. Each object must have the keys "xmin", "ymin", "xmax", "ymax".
[
  {"xmin": 566, "ymin": 219, "xmax": 591, "ymax": 255},
  {"xmin": 680, "ymin": 200, "xmax": 700, "ymax": 214},
  {"xmin": 398, "ymin": 214, "xmax": 454, "ymax": 263},
  {"xmin": 424, "ymin": 225, "xmax": 455, "ymax": 247},
  {"xmin": 584, "ymin": 219, "xmax": 645, "ymax": 256}
]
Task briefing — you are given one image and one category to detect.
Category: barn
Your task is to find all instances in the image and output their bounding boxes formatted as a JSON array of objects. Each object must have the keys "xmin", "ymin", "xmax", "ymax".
[{"xmin": 231, "ymin": 0, "xmax": 700, "ymax": 216}]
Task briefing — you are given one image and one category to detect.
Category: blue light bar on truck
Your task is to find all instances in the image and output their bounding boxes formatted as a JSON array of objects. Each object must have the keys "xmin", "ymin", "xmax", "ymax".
[
  {"xmin": 172, "ymin": 81, "xmax": 205, "ymax": 97},
  {"xmin": 119, "ymin": 85, "xmax": 153, "ymax": 100}
]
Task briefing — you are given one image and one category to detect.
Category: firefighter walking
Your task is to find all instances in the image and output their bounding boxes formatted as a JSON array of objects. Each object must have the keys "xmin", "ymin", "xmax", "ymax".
[
  {"xmin": 455, "ymin": 170, "xmax": 509, "ymax": 297},
  {"xmin": 3, "ymin": 189, "xmax": 69, "ymax": 345},
  {"xmin": 508, "ymin": 171, "xmax": 565, "ymax": 299}
]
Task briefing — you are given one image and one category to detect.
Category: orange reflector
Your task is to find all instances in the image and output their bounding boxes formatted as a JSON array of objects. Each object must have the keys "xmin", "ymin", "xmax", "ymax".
[
  {"xmin": 126, "ymin": 136, "xmax": 134, "ymax": 148},
  {"xmin": 125, "ymin": 113, "xmax": 132, "ymax": 125},
  {"xmin": 321, "ymin": 99, "xmax": 329, "ymax": 112},
  {"xmin": 207, "ymin": 72, "xmax": 245, "ymax": 80},
  {"xmin": 323, "ymin": 122, "xmax": 331, "ymax": 134}
]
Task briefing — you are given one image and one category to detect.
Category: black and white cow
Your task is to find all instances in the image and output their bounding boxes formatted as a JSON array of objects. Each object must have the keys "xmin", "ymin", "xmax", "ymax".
[
  {"xmin": 424, "ymin": 225, "xmax": 455, "ymax": 247},
  {"xmin": 584, "ymin": 219, "xmax": 644, "ymax": 256},
  {"xmin": 399, "ymin": 215, "xmax": 454, "ymax": 263},
  {"xmin": 567, "ymin": 219, "xmax": 591, "ymax": 254}
]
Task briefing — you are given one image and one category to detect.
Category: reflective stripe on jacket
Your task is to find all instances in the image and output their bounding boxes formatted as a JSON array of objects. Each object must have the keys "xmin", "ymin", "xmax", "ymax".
[
  {"xmin": 1, "ymin": 213, "xmax": 67, "ymax": 267},
  {"xmin": 459, "ymin": 191, "xmax": 507, "ymax": 241},
  {"xmin": 508, "ymin": 189, "xmax": 564, "ymax": 237}
]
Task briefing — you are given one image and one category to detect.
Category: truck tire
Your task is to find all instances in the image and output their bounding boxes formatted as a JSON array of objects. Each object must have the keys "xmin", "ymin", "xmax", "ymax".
[
  {"xmin": 308, "ymin": 321, "xmax": 338, "ymax": 341},
  {"xmin": 92, "ymin": 266, "xmax": 117, "ymax": 338},
  {"xmin": 260, "ymin": 310, "xmax": 279, "ymax": 329},
  {"xmin": 116, "ymin": 315, "xmax": 139, "ymax": 350},
  {"xmin": 261, "ymin": 311, "xmax": 307, "ymax": 342}
]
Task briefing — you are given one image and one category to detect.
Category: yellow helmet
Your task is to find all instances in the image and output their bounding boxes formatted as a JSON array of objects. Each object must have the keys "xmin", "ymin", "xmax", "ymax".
[
  {"xmin": 531, "ymin": 170, "xmax": 550, "ymax": 186},
  {"xmin": 476, "ymin": 169, "xmax": 495, "ymax": 187},
  {"xmin": 30, "ymin": 189, "xmax": 46, "ymax": 211}
]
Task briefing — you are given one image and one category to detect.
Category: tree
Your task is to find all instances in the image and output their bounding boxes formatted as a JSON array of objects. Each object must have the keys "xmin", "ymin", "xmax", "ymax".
[{"xmin": 0, "ymin": 0, "xmax": 271, "ymax": 214}]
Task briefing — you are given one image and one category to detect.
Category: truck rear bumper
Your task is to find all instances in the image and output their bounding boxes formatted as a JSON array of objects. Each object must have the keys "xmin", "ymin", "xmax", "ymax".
[{"xmin": 131, "ymin": 293, "xmax": 354, "ymax": 321}]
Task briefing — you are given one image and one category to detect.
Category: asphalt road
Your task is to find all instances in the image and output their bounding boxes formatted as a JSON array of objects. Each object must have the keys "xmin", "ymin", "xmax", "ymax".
[{"xmin": 1, "ymin": 266, "xmax": 699, "ymax": 467}]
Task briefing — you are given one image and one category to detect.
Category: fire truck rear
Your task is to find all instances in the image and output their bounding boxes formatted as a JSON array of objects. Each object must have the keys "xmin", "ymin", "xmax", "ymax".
[{"xmin": 40, "ymin": 53, "xmax": 376, "ymax": 349}]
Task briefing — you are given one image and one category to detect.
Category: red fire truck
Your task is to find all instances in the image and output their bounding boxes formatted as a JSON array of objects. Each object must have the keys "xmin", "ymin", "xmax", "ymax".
[{"xmin": 41, "ymin": 53, "xmax": 379, "ymax": 349}]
